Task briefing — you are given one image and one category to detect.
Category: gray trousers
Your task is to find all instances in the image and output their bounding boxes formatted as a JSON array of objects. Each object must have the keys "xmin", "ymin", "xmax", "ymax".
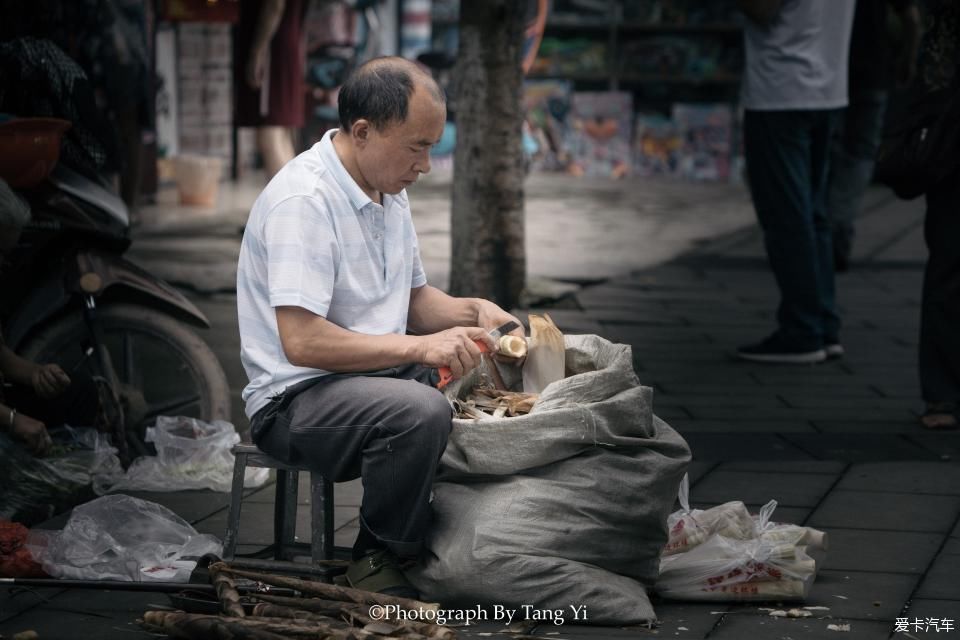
[{"xmin": 250, "ymin": 364, "xmax": 452, "ymax": 558}]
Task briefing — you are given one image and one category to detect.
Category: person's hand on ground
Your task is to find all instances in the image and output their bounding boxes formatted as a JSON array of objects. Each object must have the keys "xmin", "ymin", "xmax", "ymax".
[
  {"xmin": 12, "ymin": 413, "xmax": 52, "ymax": 456},
  {"xmin": 31, "ymin": 363, "xmax": 71, "ymax": 399},
  {"xmin": 416, "ymin": 327, "xmax": 494, "ymax": 380}
]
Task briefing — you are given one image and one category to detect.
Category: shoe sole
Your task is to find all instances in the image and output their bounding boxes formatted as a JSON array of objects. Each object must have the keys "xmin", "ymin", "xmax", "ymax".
[
  {"xmin": 825, "ymin": 344, "xmax": 844, "ymax": 359},
  {"xmin": 737, "ymin": 349, "xmax": 827, "ymax": 364}
]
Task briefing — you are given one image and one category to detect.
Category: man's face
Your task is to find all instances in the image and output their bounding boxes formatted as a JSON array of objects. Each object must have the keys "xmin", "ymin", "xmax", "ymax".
[{"xmin": 355, "ymin": 85, "xmax": 446, "ymax": 196}]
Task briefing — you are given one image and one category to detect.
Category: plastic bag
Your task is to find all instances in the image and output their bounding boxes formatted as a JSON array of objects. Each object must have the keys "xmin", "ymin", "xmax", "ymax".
[
  {"xmin": 655, "ymin": 485, "xmax": 828, "ymax": 602},
  {"xmin": 0, "ymin": 427, "xmax": 123, "ymax": 526},
  {"xmin": 98, "ymin": 416, "xmax": 268, "ymax": 493},
  {"xmin": 26, "ymin": 494, "xmax": 222, "ymax": 582}
]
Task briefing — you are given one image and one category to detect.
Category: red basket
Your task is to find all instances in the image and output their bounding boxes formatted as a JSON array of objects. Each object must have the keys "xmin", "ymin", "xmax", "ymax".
[{"xmin": 0, "ymin": 118, "xmax": 72, "ymax": 189}]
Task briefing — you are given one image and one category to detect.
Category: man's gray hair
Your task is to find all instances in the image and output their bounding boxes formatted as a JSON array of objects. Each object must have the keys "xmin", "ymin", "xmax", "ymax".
[{"xmin": 0, "ymin": 178, "xmax": 30, "ymax": 229}]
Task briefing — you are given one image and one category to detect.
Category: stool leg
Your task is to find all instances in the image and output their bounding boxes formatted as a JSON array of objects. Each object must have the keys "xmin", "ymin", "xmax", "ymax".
[
  {"xmin": 310, "ymin": 473, "xmax": 335, "ymax": 568},
  {"xmin": 274, "ymin": 469, "xmax": 299, "ymax": 560},
  {"xmin": 223, "ymin": 451, "xmax": 248, "ymax": 561}
]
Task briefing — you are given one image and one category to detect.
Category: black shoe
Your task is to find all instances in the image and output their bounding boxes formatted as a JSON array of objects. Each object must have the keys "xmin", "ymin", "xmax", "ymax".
[
  {"xmin": 345, "ymin": 549, "xmax": 419, "ymax": 600},
  {"xmin": 736, "ymin": 334, "xmax": 826, "ymax": 364}
]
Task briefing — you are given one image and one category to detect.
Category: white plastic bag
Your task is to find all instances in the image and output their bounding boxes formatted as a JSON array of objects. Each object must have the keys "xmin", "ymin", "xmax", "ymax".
[
  {"xmin": 98, "ymin": 416, "xmax": 268, "ymax": 493},
  {"xmin": 26, "ymin": 494, "xmax": 222, "ymax": 582},
  {"xmin": 655, "ymin": 479, "xmax": 827, "ymax": 602}
]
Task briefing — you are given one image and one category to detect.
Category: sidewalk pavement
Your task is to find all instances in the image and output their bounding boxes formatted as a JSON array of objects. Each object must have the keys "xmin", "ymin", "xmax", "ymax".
[{"xmin": 2, "ymin": 174, "xmax": 958, "ymax": 640}]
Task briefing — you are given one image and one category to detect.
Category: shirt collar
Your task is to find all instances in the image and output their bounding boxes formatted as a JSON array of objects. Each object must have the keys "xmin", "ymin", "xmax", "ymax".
[{"xmin": 317, "ymin": 129, "xmax": 376, "ymax": 211}]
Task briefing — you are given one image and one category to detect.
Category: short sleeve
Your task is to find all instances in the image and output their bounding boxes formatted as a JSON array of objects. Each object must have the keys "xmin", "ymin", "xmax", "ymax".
[{"xmin": 263, "ymin": 196, "xmax": 339, "ymax": 317}]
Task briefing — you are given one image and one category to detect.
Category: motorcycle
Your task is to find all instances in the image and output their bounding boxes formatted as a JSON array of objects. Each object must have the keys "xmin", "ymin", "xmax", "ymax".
[{"xmin": 1, "ymin": 160, "xmax": 231, "ymax": 461}]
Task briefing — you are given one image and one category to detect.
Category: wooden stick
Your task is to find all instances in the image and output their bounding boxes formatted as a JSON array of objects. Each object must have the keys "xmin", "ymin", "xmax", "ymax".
[
  {"xmin": 211, "ymin": 562, "xmax": 439, "ymax": 612},
  {"xmin": 252, "ymin": 597, "xmax": 456, "ymax": 640},
  {"xmin": 253, "ymin": 603, "xmax": 432, "ymax": 639},
  {"xmin": 210, "ymin": 562, "xmax": 246, "ymax": 618},
  {"xmin": 141, "ymin": 611, "xmax": 292, "ymax": 640}
]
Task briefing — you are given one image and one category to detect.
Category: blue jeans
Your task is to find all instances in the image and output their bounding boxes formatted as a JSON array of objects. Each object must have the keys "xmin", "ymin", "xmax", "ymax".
[
  {"xmin": 744, "ymin": 109, "xmax": 843, "ymax": 349},
  {"xmin": 826, "ymin": 90, "xmax": 889, "ymax": 262}
]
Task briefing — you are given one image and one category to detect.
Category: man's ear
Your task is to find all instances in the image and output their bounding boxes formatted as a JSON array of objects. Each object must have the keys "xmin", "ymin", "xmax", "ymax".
[{"xmin": 351, "ymin": 119, "xmax": 371, "ymax": 148}]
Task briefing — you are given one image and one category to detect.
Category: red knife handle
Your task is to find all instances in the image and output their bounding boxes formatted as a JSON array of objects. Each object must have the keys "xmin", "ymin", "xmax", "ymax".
[{"xmin": 436, "ymin": 339, "xmax": 491, "ymax": 389}]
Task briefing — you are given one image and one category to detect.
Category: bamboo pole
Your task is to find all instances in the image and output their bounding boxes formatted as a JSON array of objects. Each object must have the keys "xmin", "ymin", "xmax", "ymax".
[
  {"xmin": 211, "ymin": 562, "xmax": 438, "ymax": 613},
  {"xmin": 210, "ymin": 562, "xmax": 246, "ymax": 618}
]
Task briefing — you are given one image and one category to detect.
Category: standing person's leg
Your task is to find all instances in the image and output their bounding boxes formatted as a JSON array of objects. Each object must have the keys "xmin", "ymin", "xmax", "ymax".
[
  {"xmin": 825, "ymin": 90, "xmax": 889, "ymax": 271},
  {"xmin": 809, "ymin": 108, "xmax": 844, "ymax": 352},
  {"xmin": 250, "ymin": 365, "xmax": 451, "ymax": 593},
  {"xmin": 919, "ymin": 180, "xmax": 960, "ymax": 428},
  {"xmin": 739, "ymin": 109, "xmax": 826, "ymax": 362}
]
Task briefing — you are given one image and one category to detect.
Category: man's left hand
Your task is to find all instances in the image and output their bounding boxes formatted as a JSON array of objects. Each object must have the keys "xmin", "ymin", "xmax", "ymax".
[{"xmin": 32, "ymin": 364, "xmax": 71, "ymax": 399}]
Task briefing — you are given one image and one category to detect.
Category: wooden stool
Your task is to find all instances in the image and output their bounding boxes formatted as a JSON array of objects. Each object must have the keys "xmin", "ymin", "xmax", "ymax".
[{"xmin": 223, "ymin": 443, "xmax": 345, "ymax": 578}]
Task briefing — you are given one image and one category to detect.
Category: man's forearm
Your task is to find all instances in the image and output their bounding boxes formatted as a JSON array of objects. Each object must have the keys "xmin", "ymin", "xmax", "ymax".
[
  {"xmin": 252, "ymin": 0, "xmax": 286, "ymax": 55},
  {"xmin": 0, "ymin": 345, "xmax": 38, "ymax": 386},
  {"xmin": 276, "ymin": 306, "xmax": 423, "ymax": 373},
  {"xmin": 407, "ymin": 285, "xmax": 481, "ymax": 335}
]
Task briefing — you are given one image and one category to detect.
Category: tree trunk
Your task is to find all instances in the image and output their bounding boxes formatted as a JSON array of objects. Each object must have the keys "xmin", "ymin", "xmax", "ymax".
[{"xmin": 449, "ymin": 0, "xmax": 526, "ymax": 309}]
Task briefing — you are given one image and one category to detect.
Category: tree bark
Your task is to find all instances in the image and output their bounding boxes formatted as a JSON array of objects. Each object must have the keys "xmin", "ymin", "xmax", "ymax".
[{"xmin": 449, "ymin": 0, "xmax": 526, "ymax": 309}]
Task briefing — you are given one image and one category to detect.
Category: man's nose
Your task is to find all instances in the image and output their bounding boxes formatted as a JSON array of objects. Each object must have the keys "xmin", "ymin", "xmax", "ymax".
[{"xmin": 415, "ymin": 151, "xmax": 431, "ymax": 175}]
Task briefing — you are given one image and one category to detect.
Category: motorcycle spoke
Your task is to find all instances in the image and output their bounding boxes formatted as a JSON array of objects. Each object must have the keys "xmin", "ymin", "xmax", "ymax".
[{"xmin": 145, "ymin": 392, "xmax": 203, "ymax": 419}]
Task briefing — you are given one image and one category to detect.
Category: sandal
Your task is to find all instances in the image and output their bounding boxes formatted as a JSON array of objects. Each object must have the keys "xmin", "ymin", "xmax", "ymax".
[
  {"xmin": 345, "ymin": 549, "xmax": 419, "ymax": 600},
  {"xmin": 920, "ymin": 402, "xmax": 959, "ymax": 430}
]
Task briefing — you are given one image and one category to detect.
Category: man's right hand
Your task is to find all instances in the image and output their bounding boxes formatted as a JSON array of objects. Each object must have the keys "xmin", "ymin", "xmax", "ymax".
[
  {"xmin": 415, "ymin": 327, "xmax": 496, "ymax": 381},
  {"xmin": 12, "ymin": 413, "xmax": 52, "ymax": 456}
]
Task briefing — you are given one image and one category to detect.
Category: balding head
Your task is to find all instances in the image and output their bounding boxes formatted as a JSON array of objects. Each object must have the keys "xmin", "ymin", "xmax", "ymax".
[{"xmin": 338, "ymin": 56, "xmax": 445, "ymax": 131}]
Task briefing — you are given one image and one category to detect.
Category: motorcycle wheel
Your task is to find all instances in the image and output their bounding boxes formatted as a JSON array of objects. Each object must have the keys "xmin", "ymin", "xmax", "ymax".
[{"xmin": 19, "ymin": 303, "xmax": 231, "ymax": 429}]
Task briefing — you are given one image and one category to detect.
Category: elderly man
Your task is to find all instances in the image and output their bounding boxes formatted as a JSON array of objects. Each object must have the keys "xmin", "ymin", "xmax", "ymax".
[{"xmin": 237, "ymin": 57, "xmax": 522, "ymax": 598}]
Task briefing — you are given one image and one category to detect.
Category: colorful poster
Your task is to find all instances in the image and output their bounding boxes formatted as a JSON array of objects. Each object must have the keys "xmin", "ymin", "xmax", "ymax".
[
  {"xmin": 566, "ymin": 92, "xmax": 633, "ymax": 178},
  {"xmin": 671, "ymin": 103, "xmax": 733, "ymax": 181}
]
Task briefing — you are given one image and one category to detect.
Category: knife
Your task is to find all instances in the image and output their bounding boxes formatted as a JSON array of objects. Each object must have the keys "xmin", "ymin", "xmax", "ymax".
[{"xmin": 436, "ymin": 320, "xmax": 520, "ymax": 389}]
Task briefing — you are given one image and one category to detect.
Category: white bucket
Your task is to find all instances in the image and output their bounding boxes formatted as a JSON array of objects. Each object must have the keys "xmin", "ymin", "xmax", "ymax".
[{"xmin": 173, "ymin": 154, "xmax": 222, "ymax": 207}]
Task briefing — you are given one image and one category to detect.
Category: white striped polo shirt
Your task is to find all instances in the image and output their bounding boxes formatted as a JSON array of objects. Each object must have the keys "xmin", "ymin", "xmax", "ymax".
[{"xmin": 237, "ymin": 129, "xmax": 427, "ymax": 418}]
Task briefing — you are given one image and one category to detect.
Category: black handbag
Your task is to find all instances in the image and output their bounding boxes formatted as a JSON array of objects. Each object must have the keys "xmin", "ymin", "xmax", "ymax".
[{"xmin": 875, "ymin": 86, "xmax": 960, "ymax": 200}]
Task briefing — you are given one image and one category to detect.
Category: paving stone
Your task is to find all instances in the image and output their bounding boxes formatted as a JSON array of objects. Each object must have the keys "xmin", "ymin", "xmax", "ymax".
[
  {"xmin": 800, "ymin": 569, "xmax": 920, "ymax": 622},
  {"xmin": 914, "ymin": 542, "xmax": 960, "ymax": 600},
  {"xmin": 837, "ymin": 462, "xmax": 960, "ymax": 496},
  {"xmin": 705, "ymin": 611, "xmax": 892, "ymax": 639},
  {"xmin": 821, "ymin": 529, "xmax": 943, "ymax": 573},
  {"xmin": 780, "ymin": 434, "xmax": 941, "ymax": 461},
  {"xmin": 688, "ymin": 470, "xmax": 836, "ymax": 508},
  {"xmin": 908, "ymin": 433, "xmax": 960, "ymax": 461},
  {"xmin": 808, "ymin": 490, "xmax": 960, "ymax": 533},
  {"xmin": 195, "ymin": 500, "xmax": 359, "ymax": 545},
  {"xmin": 814, "ymin": 420, "xmax": 918, "ymax": 434},
  {"xmin": 900, "ymin": 600, "xmax": 960, "ymax": 635},
  {"xmin": 719, "ymin": 460, "xmax": 847, "ymax": 474},
  {"xmin": 668, "ymin": 419, "xmax": 817, "ymax": 434},
  {"xmin": 686, "ymin": 407, "xmax": 915, "ymax": 422},
  {"xmin": 653, "ymin": 395, "xmax": 786, "ymax": 408},
  {"xmin": 648, "ymin": 601, "xmax": 724, "ymax": 638},
  {"xmin": 0, "ymin": 590, "xmax": 157, "ymax": 640},
  {"xmin": 0, "ymin": 588, "xmax": 64, "ymax": 625},
  {"xmin": 683, "ymin": 433, "xmax": 815, "ymax": 461}
]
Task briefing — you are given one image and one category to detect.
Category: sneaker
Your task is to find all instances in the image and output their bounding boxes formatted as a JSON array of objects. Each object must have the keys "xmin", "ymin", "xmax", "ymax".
[
  {"xmin": 824, "ymin": 343, "xmax": 845, "ymax": 359},
  {"xmin": 736, "ymin": 334, "xmax": 827, "ymax": 364},
  {"xmin": 345, "ymin": 548, "xmax": 419, "ymax": 600}
]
